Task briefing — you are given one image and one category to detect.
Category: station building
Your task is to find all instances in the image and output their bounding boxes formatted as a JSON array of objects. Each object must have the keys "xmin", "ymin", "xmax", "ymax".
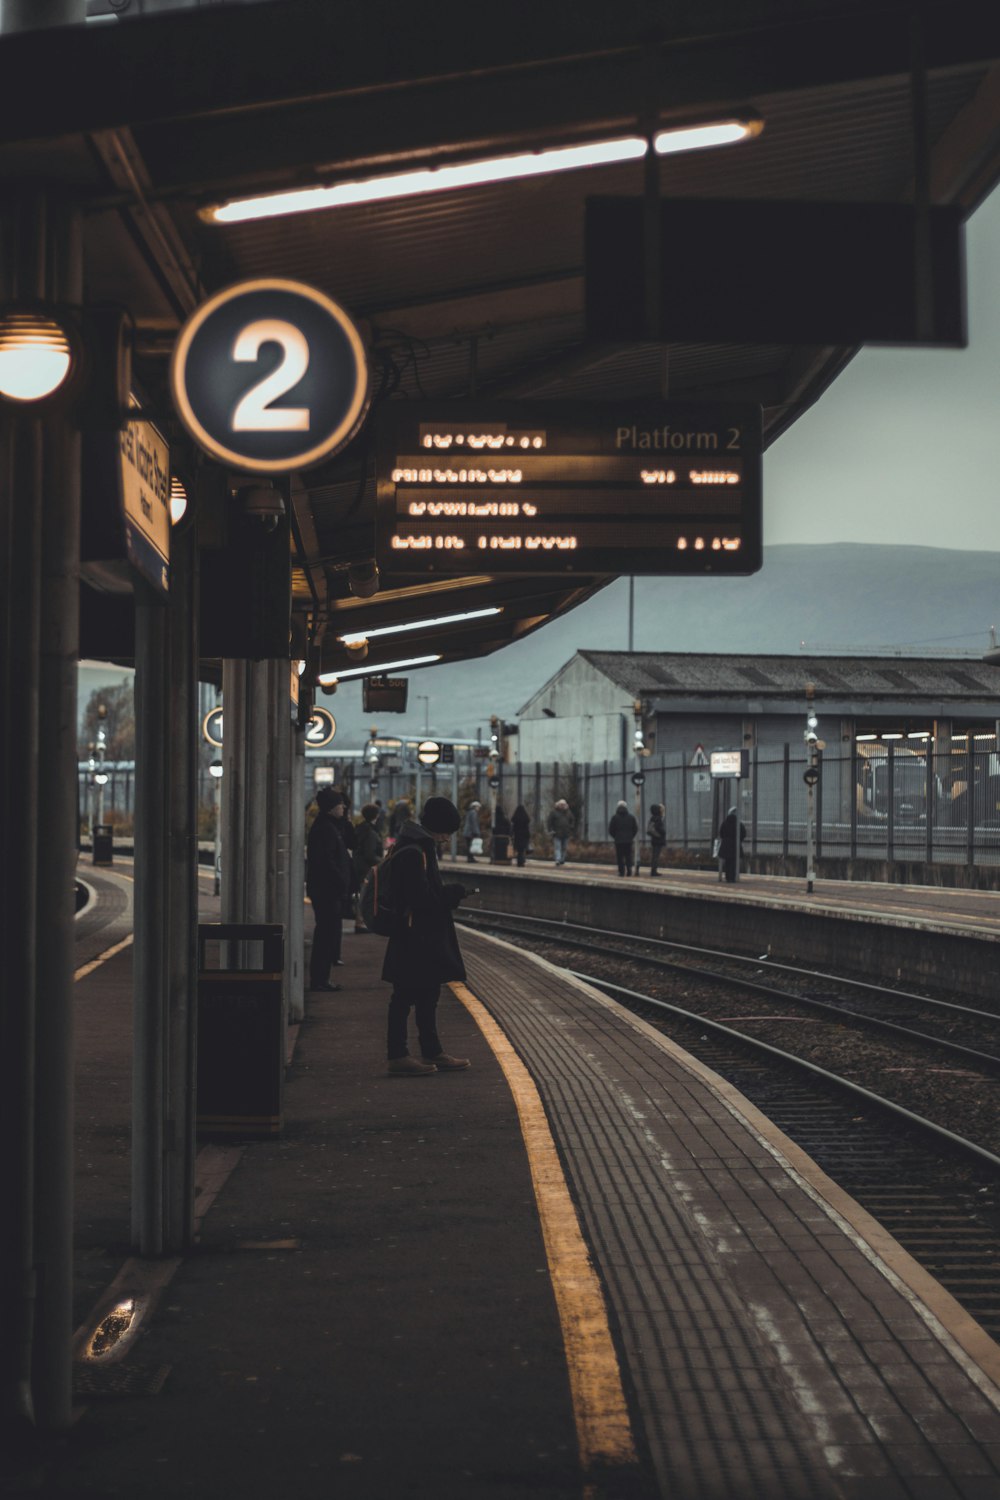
[{"xmin": 515, "ymin": 650, "xmax": 1000, "ymax": 765}]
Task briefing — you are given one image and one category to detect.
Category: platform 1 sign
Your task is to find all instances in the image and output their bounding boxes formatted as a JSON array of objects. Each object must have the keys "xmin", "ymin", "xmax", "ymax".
[{"xmin": 376, "ymin": 401, "xmax": 761, "ymax": 579}]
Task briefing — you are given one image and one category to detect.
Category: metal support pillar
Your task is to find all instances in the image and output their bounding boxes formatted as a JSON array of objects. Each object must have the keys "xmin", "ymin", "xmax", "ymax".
[
  {"xmin": 289, "ymin": 723, "xmax": 306, "ymax": 1023},
  {"xmin": 133, "ymin": 582, "xmax": 169, "ymax": 1255},
  {"xmin": 164, "ymin": 521, "xmax": 198, "ymax": 1251}
]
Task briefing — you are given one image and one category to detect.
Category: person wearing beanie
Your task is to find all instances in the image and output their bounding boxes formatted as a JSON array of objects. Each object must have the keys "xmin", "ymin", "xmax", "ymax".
[
  {"xmin": 381, "ymin": 796, "xmax": 471, "ymax": 1077},
  {"xmin": 306, "ymin": 787, "xmax": 353, "ymax": 989}
]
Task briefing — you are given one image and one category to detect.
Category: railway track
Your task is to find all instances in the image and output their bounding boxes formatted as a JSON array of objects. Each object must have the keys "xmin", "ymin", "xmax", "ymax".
[{"xmin": 460, "ymin": 907, "xmax": 1000, "ymax": 1339}]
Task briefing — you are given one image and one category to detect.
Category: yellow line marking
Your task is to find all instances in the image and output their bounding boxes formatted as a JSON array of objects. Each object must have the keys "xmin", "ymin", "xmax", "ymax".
[
  {"xmin": 74, "ymin": 933, "xmax": 134, "ymax": 983},
  {"xmin": 449, "ymin": 980, "xmax": 637, "ymax": 1484}
]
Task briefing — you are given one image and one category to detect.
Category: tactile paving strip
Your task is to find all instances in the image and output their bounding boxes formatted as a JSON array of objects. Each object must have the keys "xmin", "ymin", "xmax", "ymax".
[{"xmin": 463, "ymin": 934, "xmax": 1000, "ymax": 1500}]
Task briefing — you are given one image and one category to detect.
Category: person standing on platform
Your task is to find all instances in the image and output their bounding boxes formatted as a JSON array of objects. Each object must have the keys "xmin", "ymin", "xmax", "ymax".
[
  {"xmin": 492, "ymin": 802, "xmax": 511, "ymax": 863},
  {"xmin": 306, "ymin": 787, "xmax": 352, "ymax": 991},
  {"xmin": 511, "ymin": 804, "xmax": 532, "ymax": 867},
  {"xmin": 718, "ymin": 805, "xmax": 746, "ymax": 883},
  {"xmin": 463, "ymin": 799, "xmax": 483, "ymax": 862},
  {"xmin": 609, "ymin": 800, "xmax": 638, "ymax": 876},
  {"xmin": 352, "ymin": 803, "xmax": 383, "ymax": 932},
  {"xmin": 388, "ymin": 799, "xmax": 411, "ymax": 844},
  {"xmin": 382, "ymin": 796, "xmax": 471, "ymax": 1077},
  {"xmin": 647, "ymin": 803, "xmax": 667, "ymax": 876},
  {"xmin": 546, "ymin": 798, "xmax": 574, "ymax": 866}
]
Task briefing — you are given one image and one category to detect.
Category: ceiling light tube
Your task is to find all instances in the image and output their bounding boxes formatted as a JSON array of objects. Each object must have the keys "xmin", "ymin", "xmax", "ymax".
[
  {"xmin": 653, "ymin": 116, "xmax": 762, "ymax": 155},
  {"xmin": 338, "ymin": 605, "xmax": 502, "ymax": 645},
  {"xmin": 317, "ymin": 653, "xmax": 441, "ymax": 686},
  {"xmin": 205, "ymin": 135, "xmax": 649, "ymax": 225}
]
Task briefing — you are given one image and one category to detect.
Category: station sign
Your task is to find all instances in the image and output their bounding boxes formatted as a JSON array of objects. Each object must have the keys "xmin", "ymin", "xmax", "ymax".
[
  {"xmin": 417, "ymin": 740, "xmax": 441, "ymax": 765},
  {"xmin": 632, "ymin": 772, "xmax": 646, "ymax": 787},
  {"xmin": 304, "ymin": 707, "xmax": 337, "ymax": 748},
  {"xmin": 803, "ymin": 765, "xmax": 820, "ymax": 788},
  {"xmin": 710, "ymin": 749, "xmax": 750, "ymax": 779},
  {"xmin": 362, "ymin": 675, "xmax": 409, "ymax": 713},
  {"xmin": 488, "ymin": 776, "xmax": 501, "ymax": 790},
  {"xmin": 375, "ymin": 400, "xmax": 761, "ymax": 579},
  {"xmin": 202, "ymin": 707, "xmax": 224, "ymax": 747},
  {"xmin": 170, "ymin": 279, "xmax": 369, "ymax": 474},
  {"xmin": 119, "ymin": 397, "xmax": 170, "ymax": 594}
]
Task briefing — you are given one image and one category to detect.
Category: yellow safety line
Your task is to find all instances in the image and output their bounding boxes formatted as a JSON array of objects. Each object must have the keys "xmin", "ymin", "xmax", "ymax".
[
  {"xmin": 74, "ymin": 933, "xmax": 134, "ymax": 983},
  {"xmin": 449, "ymin": 980, "xmax": 637, "ymax": 1490}
]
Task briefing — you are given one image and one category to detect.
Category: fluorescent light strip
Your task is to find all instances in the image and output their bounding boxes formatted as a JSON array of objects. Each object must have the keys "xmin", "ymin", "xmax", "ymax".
[
  {"xmin": 205, "ymin": 116, "xmax": 764, "ymax": 226},
  {"xmin": 210, "ymin": 137, "xmax": 646, "ymax": 224},
  {"xmin": 317, "ymin": 653, "xmax": 441, "ymax": 685},
  {"xmin": 653, "ymin": 118, "xmax": 761, "ymax": 155},
  {"xmin": 339, "ymin": 605, "xmax": 502, "ymax": 645}
]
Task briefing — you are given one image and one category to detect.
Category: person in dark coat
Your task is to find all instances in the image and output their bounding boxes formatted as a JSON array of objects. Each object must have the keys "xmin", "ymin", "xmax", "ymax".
[
  {"xmin": 646, "ymin": 803, "xmax": 667, "ymax": 876},
  {"xmin": 718, "ymin": 806, "xmax": 746, "ymax": 883},
  {"xmin": 608, "ymin": 800, "xmax": 639, "ymax": 876},
  {"xmin": 388, "ymin": 800, "xmax": 411, "ymax": 840},
  {"xmin": 511, "ymin": 804, "xmax": 532, "ymax": 867},
  {"xmin": 492, "ymin": 802, "xmax": 511, "ymax": 863},
  {"xmin": 352, "ymin": 804, "xmax": 384, "ymax": 931},
  {"xmin": 306, "ymin": 787, "xmax": 353, "ymax": 990},
  {"xmin": 381, "ymin": 796, "xmax": 470, "ymax": 1077}
]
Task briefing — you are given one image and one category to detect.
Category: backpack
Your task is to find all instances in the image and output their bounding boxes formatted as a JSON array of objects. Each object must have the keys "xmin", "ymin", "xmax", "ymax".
[{"xmin": 357, "ymin": 843, "xmax": 426, "ymax": 936}]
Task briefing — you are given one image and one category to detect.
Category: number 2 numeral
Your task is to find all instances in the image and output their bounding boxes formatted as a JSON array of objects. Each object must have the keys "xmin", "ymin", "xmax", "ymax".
[{"xmin": 231, "ymin": 319, "xmax": 310, "ymax": 432}]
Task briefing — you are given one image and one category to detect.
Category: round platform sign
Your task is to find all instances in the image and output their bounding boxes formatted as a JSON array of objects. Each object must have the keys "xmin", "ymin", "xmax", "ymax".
[
  {"xmin": 803, "ymin": 766, "xmax": 820, "ymax": 787},
  {"xmin": 202, "ymin": 707, "xmax": 224, "ymax": 747},
  {"xmin": 417, "ymin": 739, "xmax": 441, "ymax": 766},
  {"xmin": 170, "ymin": 279, "xmax": 369, "ymax": 474},
  {"xmin": 488, "ymin": 775, "xmax": 501, "ymax": 790},
  {"xmin": 632, "ymin": 772, "xmax": 646, "ymax": 787},
  {"xmin": 304, "ymin": 707, "xmax": 337, "ymax": 748}
]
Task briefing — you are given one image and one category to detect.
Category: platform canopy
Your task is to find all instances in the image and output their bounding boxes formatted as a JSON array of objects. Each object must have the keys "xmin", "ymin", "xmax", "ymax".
[{"xmin": 2, "ymin": 0, "xmax": 999, "ymax": 679}]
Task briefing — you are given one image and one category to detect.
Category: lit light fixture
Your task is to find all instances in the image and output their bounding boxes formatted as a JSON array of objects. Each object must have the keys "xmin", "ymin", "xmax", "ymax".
[
  {"xmin": 338, "ymin": 605, "xmax": 502, "ymax": 645},
  {"xmin": 882, "ymin": 733, "xmax": 904, "ymax": 740},
  {"xmin": 204, "ymin": 136, "xmax": 647, "ymax": 224},
  {"xmin": 653, "ymin": 117, "xmax": 762, "ymax": 155},
  {"xmin": 0, "ymin": 311, "xmax": 73, "ymax": 402},
  {"xmin": 317, "ymin": 653, "xmax": 441, "ymax": 686},
  {"xmin": 169, "ymin": 476, "xmax": 188, "ymax": 525},
  {"xmin": 856, "ymin": 734, "xmax": 877, "ymax": 742},
  {"xmin": 907, "ymin": 731, "xmax": 930, "ymax": 740}
]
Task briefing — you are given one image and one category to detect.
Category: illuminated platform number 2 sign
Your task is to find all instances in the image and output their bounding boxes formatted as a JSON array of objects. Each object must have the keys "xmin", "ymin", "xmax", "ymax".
[{"xmin": 170, "ymin": 279, "xmax": 369, "ymax": 473}]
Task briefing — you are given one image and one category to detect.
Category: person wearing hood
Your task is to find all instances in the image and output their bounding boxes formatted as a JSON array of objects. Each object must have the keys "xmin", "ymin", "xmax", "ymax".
[
  {"xmin": 462, "ymin": 799, "xmax": 483, "ymax": 863},
  {"xmin": 511, "ymin": 804, "xmax": 532, "ymax": 867},
  {"xmin": 382, "ymin": 796, "xmax": 471, "ymax": 1077},
  {"xmin": 646, "ymin": 803, "xmax": 667, "ymax": 877},
  {"xmin": 306, "ymin": 787, "xmax": 352, "ymax": 991},
  {"xmin": 546, "ymin": 799, "xmax": 574, "ymax": 866},
  {"xmin": 608, "ymin": 799, "xmax": 639, "ymax": 876},
  {"xmin": 718, "ymin": 805, "xmax": 746, "ymax": 883}
]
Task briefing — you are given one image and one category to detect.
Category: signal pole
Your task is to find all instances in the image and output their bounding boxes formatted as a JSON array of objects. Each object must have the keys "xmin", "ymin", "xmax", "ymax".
[{"xmin": 804, "ymin": 682, "xmax": 819, "ymax": 894}]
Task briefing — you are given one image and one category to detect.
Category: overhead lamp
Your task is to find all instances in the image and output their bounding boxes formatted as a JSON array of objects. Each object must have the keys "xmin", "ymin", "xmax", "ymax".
[
  {"xmin": 338, "ymin": 605, "xmax": 502, "ymax": 645},
  {"xmin": 169, "ymin": 476, "xmax": 188, "ymax": 525},
  {"xmin": 653, "ymin": 117, "xmax": 762, "ymax": 156},
  {"xmin": 204, "ymin": 136, "xmax": 648, "ymax": 224},
  {"xmin": 317, "ymin": 653, "xmax": 441, "ymax": 686},
  {"xmin": 348, "ymin": 559, "xmax": 380, "ymax": 599},
  {"xmin": 0, "ymin": 311, "xmax": 74, "ymax": 402}
]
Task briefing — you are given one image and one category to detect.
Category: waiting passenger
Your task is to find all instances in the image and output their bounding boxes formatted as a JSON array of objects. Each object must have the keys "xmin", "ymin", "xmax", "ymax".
[
  {"xmin": 609, "ymin": 800, "xmax": 638, "ymax": 877},
  {"xmin": 646, "ymin": 803, "xmax": 666, "ymax": 876},
  {"xmin": 462, "ymin": 799, "xmax": 483, "ymax": 863},
  {"xmin": 546, "ymin": 799, "xmax": 575, "ymax": 866},
  {"xmin": 382, "ymin": 796, "xmax": 471, "ymax": 1077},
  {"xmin": 511, "ymin": 804, "xmax": 532, "ymax": 867},
  {"xmin": 352, "ymin": 804, "xmax": 383, "ymax": 932},
  {"xmin": 306, "ymin": 788, "xmax": 352, "ymax": 991},
  {"xmin": 717, "ymin": 806, "xmax": 746, "ymax": 883},
  {"xmin": 492, "ymin": 802, "xmax": 511, "ymax": 863}
]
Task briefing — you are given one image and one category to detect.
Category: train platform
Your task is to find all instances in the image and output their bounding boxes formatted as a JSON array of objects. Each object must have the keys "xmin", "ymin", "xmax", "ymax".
[{"xmin": 36, "ymin": 886, "xmax": 1000, "ymax": 1499}]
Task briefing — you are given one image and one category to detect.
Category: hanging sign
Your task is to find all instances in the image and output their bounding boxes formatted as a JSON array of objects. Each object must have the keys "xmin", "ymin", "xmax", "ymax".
[
  {"xmin": 170, "ymin": 278, "xmax": 369, "ymax": 473},
  {"xmin": 119, "ymin": 398, "xmax": 170, "ymax": 593},
  {"xmin": 202, "ymin": 707, "xmax": 224, "ymax": 747},
  {"xmin": 304, "ymin": 707, "xmax": 337, "ymax": 748}
]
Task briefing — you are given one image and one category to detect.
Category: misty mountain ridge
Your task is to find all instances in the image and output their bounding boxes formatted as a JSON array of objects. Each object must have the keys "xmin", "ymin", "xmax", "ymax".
[{"xmin": 321, "ymin": 544, "xmax": 999, "ymax": 745}]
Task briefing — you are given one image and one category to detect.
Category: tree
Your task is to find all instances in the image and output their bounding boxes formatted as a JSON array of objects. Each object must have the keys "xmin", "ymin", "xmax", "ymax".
[{"xmin": 79, "ymin": 682, "xmax": 135, "ymax": 761}]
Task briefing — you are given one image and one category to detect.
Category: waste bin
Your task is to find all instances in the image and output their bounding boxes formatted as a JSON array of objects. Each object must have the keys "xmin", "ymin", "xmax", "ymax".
[
  {"xmin": 92, "ymin": 824, "xmax": 114, "ymax": 865},
  {"xmin": 197, "ymin": 923, "xmax": 285, "ymax": 1138}
]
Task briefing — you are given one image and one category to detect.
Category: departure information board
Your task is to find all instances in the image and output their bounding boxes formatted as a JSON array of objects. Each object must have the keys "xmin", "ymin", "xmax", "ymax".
[{"xmin": 375, "ymin": 401, "xmax": 762, "ymax": 578}]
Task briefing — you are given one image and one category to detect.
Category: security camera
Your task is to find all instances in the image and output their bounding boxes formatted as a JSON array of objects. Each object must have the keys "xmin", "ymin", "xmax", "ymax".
[
  {"xmin": 348, "ymin": 559, "xmax": 380, "ymax": 599},
  {"xmin": 240, "ymin": 483, "xmax": 285, "ymax": 532},
  {"xmin": 805, "ymin": 731, "xmax": 818, "ymax": 745}
]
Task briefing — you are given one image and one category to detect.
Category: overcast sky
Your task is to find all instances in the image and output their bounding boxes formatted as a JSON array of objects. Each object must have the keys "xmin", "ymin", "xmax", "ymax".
[{"xmin": 765, "ymin": 184, "xmax": 999, "ymax": 552}]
